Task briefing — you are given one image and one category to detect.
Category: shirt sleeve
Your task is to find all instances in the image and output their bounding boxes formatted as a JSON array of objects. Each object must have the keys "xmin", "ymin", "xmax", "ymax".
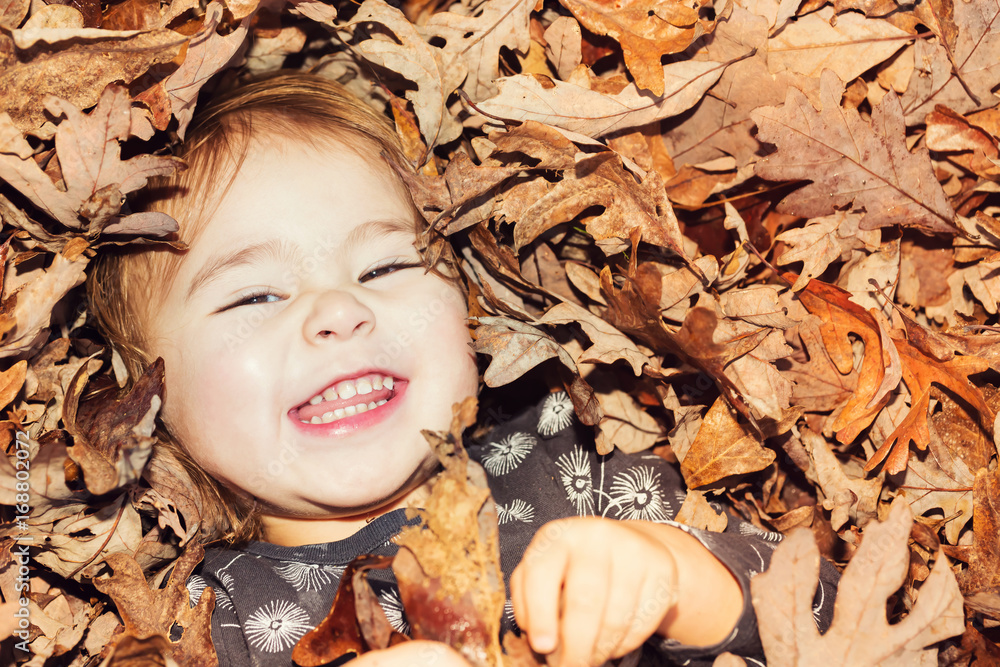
[{"xmin": 469, "ymin": 391, "xmax": 840, "ymax": 666}]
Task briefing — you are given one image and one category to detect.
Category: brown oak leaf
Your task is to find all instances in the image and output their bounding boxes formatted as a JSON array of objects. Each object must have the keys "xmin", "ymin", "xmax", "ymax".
[
  {"xmin": 94, "ymin": 545, "xmax": 217, "ymax": 667},
  {"xmin": 752, "ymin": 69, "xmax": 963, "ymax": 237},
  {"xmin": 751, "ymin": 498, "xmax": 964, "ymax": 665}
]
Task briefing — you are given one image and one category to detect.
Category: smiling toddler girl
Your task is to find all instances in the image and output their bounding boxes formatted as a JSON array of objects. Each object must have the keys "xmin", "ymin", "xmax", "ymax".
[{"xmin": 87, "ymin": 72, "xmax": 838, "ymax": 667}]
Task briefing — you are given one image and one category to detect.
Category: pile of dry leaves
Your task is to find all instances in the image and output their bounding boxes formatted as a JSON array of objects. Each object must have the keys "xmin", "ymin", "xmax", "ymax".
[{"xmin": 0, "ymin": 0, "xmax": 998, "ymax": 663}]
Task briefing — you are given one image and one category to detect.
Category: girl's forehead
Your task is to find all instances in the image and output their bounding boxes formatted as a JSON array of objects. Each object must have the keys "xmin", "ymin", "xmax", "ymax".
[
  {"xmin": 181, "ymin": 135, "xmax": 413, "ymax": 244},
  {"xmin": 180, "ymin": 142, "xmax": 418, "ymax": 262}
]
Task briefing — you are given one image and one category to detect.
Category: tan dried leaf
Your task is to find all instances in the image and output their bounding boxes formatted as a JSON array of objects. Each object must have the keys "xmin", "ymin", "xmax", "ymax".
[
  {"xmin": 752, "ymin": 70, "xmax": 962, "ymax": 236},
  {"xmin": 0, "ymin": 251, "xmax": 87, "ymax": 359},
  {"xmin": 45, "ymin": 85, "xmax": 183, "ymax": 235},
  {"xmin": 556, "ymin": 0, "xmax": 707, "ymax": 95},
  {"xmin": 140, "ymin": 2, "xmax": 250, "ymax": 138},
  {"xmin": 478, "ymin": 58, "xmax": 726, "ymax": 137},
  {"xmin": 538, "ymin": 301, "xmax": 647, "ymax": 375},
  {"xmin": 675, "ymin": 489, "xmax": 728, "ymax": 532},
  {"xmin": 751, "ymin": 498, "xmax": 964, "ymax": 666},
  {"xmin": 0, "ymin": 0, "xmax": 28, "ymax": 30},
  {"xmin": 659, "ymin": 7, "xmax": 788, "ymax": 170},
  {"xmin": 593, "ymin": 388, "xmax": 662, "ymax": 454},
  {"xmin": 472, "ymin": 316, "xmax": 578, "ymax": 387},
  {"xmin": 680, "ymin": 396, "xmax": 775, "ymax": 489},
  {"xmin": 0, "ymin": 29, "xmax": 181, "ymax": 132},
  {"xmin": 897, "ymin": 448, "xmax": 973, "ymax": 546},
  {"xmin": 767, "ymin": 8, "xmax": 910, "ymax": 82},
  {"xmin": 900, "ymin": 0, "xmax": 1000, "ymax": 121},
  {"xmin": 422, "ymin": 0, "xmax": 534, "ymax": 101},
  {"xmin": 543, "ymin": 17, "xmax": 582, "ymax": 81},
  {"xmin": 800, "ymin": 429, "xmax": 881, "ymax": 531},
  {"xmin": 348, "ymin": 0, "xmax": 460, "ymax": 149}
]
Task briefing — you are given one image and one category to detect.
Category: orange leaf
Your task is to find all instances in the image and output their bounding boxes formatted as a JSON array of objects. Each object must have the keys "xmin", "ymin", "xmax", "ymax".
[
  {"xmin": 866, "ymin": 335, "xmax": 996, "ymax": 473},
  {"xmin": 788, "ymin": 275, "xmax": 898, "ymax": 444},
  {"xmin": 556, "ymin": 0, "xmax": 704, "ymax": 95}
]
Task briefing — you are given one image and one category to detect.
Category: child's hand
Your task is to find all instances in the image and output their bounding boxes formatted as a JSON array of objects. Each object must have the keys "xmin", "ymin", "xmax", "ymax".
[
  {"xmin": 510, "ymin": 518, "xmax": 743, "ymax": 667},
  {"xmin": 348, "ymin": 641, "xmax": 472, "ymax": 667}
]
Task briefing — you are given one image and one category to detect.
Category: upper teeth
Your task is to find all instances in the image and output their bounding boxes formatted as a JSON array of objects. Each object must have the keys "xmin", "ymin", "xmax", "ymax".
[{"xmin": 306, "ymin": 373, "xmax": 394, "ymax": 406}]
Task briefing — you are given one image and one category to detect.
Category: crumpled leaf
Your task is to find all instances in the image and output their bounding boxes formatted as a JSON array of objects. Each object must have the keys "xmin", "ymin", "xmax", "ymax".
[
  {"xmin": 593, "ymin": 387, "xmax": 662, "ymax": 454},
  {"xmin": 752, "ymin": 69, "xmax": 964, "ymax": 237},
  {"xmin": 420, "ymin": 0, "xmax": 534, "ymax": 101},
  {"xmin": 538, "ymin": 300, "xmax": 647, "ymax": 375},
  {"xmin": 293, "ymin": 554, "xmax": 403, "ymax": 664},
  {"xmin": 472, "ymin": 315, "xmax": 579, "ymax": 387},
  {"xmin": 66, "ymin": 358, "xmax": 164, "ymax": 496},
  {"xmin": 751, "ymin": 498, "xmax": 965, "ymax": 665},
  {"xmin": 392, "ymin": 396, "xmax": 540, "ymax": 666},
  {"xmin": 478, "ymin": 58, "xmax": 726, "ymax": 137},
  {"xmin": 0, "ymin": 249, "xmax": 88, "ymax": 359},
  {"xmin": 0, "ymin": 84, "xmax": 182, "ymax": 236},
  {"xmin": 136, "ymin": 2, "xmax": 250, "ymax": 138},
  {"xmin": 0, "ymin": 0, "xmax": 28, "ymax": 30},
  {"xmin": 800, "ymin": 428, "xmax": 881, "ymax": 531},
  {"xmin": 959, "ymin": 467, "xmax": 1000, "ymax": 608},
  {"xmin": 555, "ymin": 0, "xmax": 711, "ymax": 95},
  {"xmin": 0, "ymin": 29, "xmax": 182, "ymax": 132},
  {"xmin": 94, "ymin": 544, "xmax": 217, "ymax": 667},
  {"xmin": 347, "ymin": 0, "xmax": 461, "ymax": 149},
  {"xmin": 897, "ymin": 440, "xmax": 975, "ymax": 547},
  {"xmin": 900, "ymin": 0, "xmax": 1000, "ymax": 122}
]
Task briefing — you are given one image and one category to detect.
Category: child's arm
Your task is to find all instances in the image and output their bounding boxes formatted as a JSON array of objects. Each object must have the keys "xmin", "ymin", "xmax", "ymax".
[{"xmin": 510, "ymin": 517, "xmax": 743, "ymax": 666}]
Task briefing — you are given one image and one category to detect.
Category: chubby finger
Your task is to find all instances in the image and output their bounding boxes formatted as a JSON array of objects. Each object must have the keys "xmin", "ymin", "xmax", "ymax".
[
  {"xmin": 348, "ymin": 640, "xmax": 471, "ymax": 667},
  {"xmin": 556, "ymin": 551, "xmax": 611, "ymax": 667},
  {"xmin": 588, "ymin": 570, "xmax": 643, "ymax": 663},
  {"xmin": 511, "ymin": 535, "xmax": 570, "ymax": 655}
]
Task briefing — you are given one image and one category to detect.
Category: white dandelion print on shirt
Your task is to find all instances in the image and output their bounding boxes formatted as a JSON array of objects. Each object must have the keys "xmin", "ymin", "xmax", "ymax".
[
  {"xmin": 214, "ymin": 587, "xmax": 234, "ymax": 611},
  {"xmin": 496, "ymin": 499, "xmax": 536, "ymax": 525},
  {"xmin": 245, "ymin": 599, "xmax": 313, "ymax": 653},
  {"xmin": 379, "ymin": 589, "xmax": 410, "ymax": 634},
  {"xmin": 555, "ymin": 446, "xmax": 595, "ymax": 515},
  {"xmin": 538, "ymin": 391, "xmax": 574, "ymax": 436},
  {"xmin": 275, "ymin": 561, "xmax": 344, "ymax": 591},
  {"xmin": 739, "ymin": 522, "xmax": 783, "ymax": 544},
  {"xmin": 608, "ymin": 466, "xmax": 670, "ymax": 522},
  {"xmin": 186, "ymin": 575, "xmax": 207, "ymax": 606},
  {"xmin": 482, "ymin": 432, "xmax": 536, "ymax": 476},
  {"xmin": 504, "ymin": 599, "xmax": 521, "ymax": 633}
]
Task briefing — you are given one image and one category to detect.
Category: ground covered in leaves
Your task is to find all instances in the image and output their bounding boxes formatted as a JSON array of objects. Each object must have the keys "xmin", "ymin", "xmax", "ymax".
[{"xmin": 0, "ymin": 0, "xmax": 999, "ymax": 663}]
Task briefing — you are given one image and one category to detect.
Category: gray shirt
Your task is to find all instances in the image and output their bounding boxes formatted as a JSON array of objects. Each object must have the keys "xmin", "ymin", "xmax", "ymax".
[{"xmin": 188, "ymin": 391, "xmax": 839, "ymax": 666}]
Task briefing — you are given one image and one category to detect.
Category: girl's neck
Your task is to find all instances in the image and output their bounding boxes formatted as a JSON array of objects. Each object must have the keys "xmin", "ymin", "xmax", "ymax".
[{"xmin": 258, "ymin": 480, "xmax": 433, "ymax": 547}]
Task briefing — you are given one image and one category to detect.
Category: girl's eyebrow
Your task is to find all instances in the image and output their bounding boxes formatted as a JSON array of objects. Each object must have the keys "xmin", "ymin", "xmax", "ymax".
[
  {"xmin": 185, "ymin": 218, "xmax": 416, "ymax": 299},
  {"xmin": 186, "ymin": 238, "xmax": 299, "ymax": 299},
  {"xmin": 340, "ymin": 217, "xmax": 416, "ymax": 257}
]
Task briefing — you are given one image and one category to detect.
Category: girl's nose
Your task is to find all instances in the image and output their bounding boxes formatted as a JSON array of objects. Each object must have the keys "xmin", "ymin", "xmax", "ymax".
[{"xmin": 302, "ymin": 289, "xmax": 375, "ymax": 342}]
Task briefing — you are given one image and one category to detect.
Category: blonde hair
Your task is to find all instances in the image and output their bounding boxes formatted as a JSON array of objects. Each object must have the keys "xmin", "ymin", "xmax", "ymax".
[{"xmin": 87, "ymin": 72, "xmax": 427, "ymax": 546}]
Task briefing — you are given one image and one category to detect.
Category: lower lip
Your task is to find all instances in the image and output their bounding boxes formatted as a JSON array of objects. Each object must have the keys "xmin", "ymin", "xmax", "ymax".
[{"xmin": 289, "ymin": 381, "xmax": 408, "ymax": 437}]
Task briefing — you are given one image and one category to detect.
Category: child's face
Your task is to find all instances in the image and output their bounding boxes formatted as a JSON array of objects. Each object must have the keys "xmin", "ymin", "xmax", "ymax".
[{"xmin": 147, "ymin": 138, "xmax": 479, "ymax": 532}]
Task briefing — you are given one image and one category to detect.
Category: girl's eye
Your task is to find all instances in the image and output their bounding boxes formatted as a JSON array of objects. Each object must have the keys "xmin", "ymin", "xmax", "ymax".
[
  {"xmin": 359, "ymin": 260, "xmax": 423, "ymax": 283},
  {"xmin": 224, "ymin": 290, "xmax": 282, "ymax": 310}
]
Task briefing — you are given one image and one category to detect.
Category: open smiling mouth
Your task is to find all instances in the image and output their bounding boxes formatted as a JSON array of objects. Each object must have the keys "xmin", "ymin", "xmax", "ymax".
[{"xmin": 292, "ymin": 372, "xmax": 398, "ymax": 425}]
